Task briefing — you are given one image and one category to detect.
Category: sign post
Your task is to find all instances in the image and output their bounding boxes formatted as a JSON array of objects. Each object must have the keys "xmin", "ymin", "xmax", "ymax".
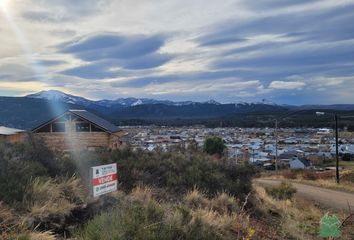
[{"xmin": 91, "ymin": 163, "xmax": 118, "ymax": 198}]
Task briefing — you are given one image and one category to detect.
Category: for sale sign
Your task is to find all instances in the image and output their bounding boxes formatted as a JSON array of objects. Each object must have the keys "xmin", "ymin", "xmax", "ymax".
[{"xmin": 91, "ymin": 163, "xmax": 118, "ymax": 197}]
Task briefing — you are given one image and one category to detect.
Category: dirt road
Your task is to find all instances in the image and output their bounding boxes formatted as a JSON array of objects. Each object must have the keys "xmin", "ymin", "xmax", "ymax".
[{"xmin": 255, "ymin": 179, "xmax": 354, "ymax": 211}]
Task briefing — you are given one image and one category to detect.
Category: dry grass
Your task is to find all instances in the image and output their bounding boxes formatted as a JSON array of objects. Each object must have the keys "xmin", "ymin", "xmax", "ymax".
[
  {"xmin": 0, "ymin": 203, "xmax": 21, "ymax": 240},
  {"xmin": 254, "ymin": 184, "xmax": 322, "ymax": 239},
  {"xmin": 209, "ymin": 192, "xmax": 240, "ymax": 215},
  {"xmin": 262, "ymin": 169, "xmax": 354, "ymax": 193},
  {"xmin": 254, "ymin": 184, "xmax": 353, "ymax": 239},
  {"xmin": 191, "ymin": 208, "xmax": 237, "ymax": 231},
  {"xmin": 184, "ymin": 187, "xmax": 209, "ymax": 209},
  {"xmin": 25, "ymin": 176, "xmax": 86, "ymax": 221},
  {"xmin": 25, "ymin": 231, "xmax": 56, "ymax": 240},
  {"xmin": 128, "ymin": 185, "xmax": 154, "ymax": 205}
]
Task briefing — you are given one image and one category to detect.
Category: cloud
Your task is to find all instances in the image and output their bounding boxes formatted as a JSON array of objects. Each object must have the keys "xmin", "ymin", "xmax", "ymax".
[
  {"xmin": 60, "ymin": 61, "xmax": 116, "ymax": 79},
  {"xmin": 0, "ymin": 64, "xmax": 36, "ymax": 82},
  {"xmin": 22, "ymin": 0, "xmax": 112, "ymax": 22},
  {"xmin": 2, "ymin": 0, "xmax": 354, "ymax": 104},
  {"xmin": 37, "ymin": 59, "xmax": 66, "ymax": 66},
  {"xmin": 60, "ymin": 34, "xmax": 167, "ymax": 60},
  {"xmin": 59, "ymin": 33, "xmax": 173, "ymax": 77},
  {"xmin": 198, "ymin": 36, "xmax": 246, "ymax": 47},
  {"xmin": 22, "ymin": 10, "xmax": 72, "ymax": 23},
  {"xmin": 268, "ymin": 81, "xmax": 306, "ymax": 90}
]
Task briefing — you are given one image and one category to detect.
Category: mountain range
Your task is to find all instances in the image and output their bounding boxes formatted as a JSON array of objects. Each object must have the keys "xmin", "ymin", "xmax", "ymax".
[{"xmin": 0, "ymin": 90, "xmax": 354, "ymax": 130}]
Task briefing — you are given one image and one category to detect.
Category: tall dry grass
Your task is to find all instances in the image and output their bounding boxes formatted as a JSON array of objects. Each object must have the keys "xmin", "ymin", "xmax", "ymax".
[
  {"xmin": 253, "ymin": 184, "xmax": 354, "ymax": 239},
  {"xmin": 27, "ymin": 176, "xmax": 86, "ymax": 219},
  {"xmin": 76, "ymin": 185, "xmax": 259, "ymax": 240}
]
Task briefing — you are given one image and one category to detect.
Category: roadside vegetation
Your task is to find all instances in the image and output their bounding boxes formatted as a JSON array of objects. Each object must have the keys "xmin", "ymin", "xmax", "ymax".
[
  {"xmin": 262, "ymin": 169, "xmax": 354, "ymax": 193},
  {"xmin": 254, "ymin": 184, "xmax": 354, "ymax": 239},
  {"xmin": 265, "ymin": 182, "xmax": 296, "ymax": 200}
]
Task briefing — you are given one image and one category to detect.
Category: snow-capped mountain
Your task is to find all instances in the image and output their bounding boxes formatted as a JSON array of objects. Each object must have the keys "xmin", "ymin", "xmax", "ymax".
[
  {"xmin": 25, "ymin": 90, "xmax": 198, "ymax": 108},
  {"xmin": 26, "ymin": 90, "xmax": 93, "ymax": 106},
  {"xmin": 204, "ymin": 99, "xmax": 221, "ymax": 105},
  {"xmin": 25, "ymin": 90, "xmax": 281, "ymax": 111}
]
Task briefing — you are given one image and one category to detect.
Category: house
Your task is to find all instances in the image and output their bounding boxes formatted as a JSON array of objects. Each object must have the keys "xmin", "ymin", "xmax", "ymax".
[
  {"xmin": 32, "ymin": 109, "xmax": 125, "ymax": 151},
  {"xmin": 278, "ymin": 151, "xmax": 298, "ymax": 162},
  {"xmin": 289, "ymin": 158, "xmax": 311, "ymax": 169},
  {"xmin": 0, "ymin": 126, "xmax": 26, "ymax": 143}
]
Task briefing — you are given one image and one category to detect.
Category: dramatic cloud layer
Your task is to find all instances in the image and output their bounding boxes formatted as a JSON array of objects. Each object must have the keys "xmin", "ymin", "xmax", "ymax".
[{"xmin": 0, "ymin": 0, "xmax": 354, "ymax": 104}]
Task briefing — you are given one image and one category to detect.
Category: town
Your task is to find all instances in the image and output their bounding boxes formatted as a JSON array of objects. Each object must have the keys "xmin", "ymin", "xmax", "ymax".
[{"xmin": 123, "ymin": 125, "xmax": 354, "ymax": 170}]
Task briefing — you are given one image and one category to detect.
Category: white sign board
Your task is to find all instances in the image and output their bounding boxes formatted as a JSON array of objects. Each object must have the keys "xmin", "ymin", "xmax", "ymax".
[{"xmin": 91, "ymin": 163, "xmax": 118, "ymax": 197}]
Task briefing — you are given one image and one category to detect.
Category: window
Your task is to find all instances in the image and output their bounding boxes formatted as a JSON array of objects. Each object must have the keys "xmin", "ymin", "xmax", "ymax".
[
  {"xmin": 35, "ymin": 124, "xmax": 51, "ymax": 133},
  {"xmin": 52, "ymin": 122, "xmax": 65, "ymax": 132},
  {"xmin": 91, "ymin": 125, "xmax": 104, "ymax": 132},
  {"xmin": 76, "ymin": 122, "xmax": 90, "ymax": 132}
]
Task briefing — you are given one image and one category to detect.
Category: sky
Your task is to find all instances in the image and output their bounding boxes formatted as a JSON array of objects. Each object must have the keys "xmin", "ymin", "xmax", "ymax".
[{"xmin": 0, "ymin": 0, "xmax": 354, "ymax": 105}]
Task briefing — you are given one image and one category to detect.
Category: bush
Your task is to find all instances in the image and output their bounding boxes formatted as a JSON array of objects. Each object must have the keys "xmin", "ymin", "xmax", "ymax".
[
  {"xmin": 341, "ymin": 170, "xmax": 354, "ymax": 183},
  {"xmin": 282, "ymin": 170, "xmax": 298, "ymax": 179},
  {"xmin": 0, "ymin": 141, "xmax": 77, "ymax": 209},
  {"xmin": 24, "ymin": 176, "xmax": 86, "ymax": 232},
  {"xmin": 342, "ymin": 153, "xmax": 353, "ymax": 161},
  {"xmin": 302, "ymin": 171, "xmax": 317, "ymax": 180},
  {"xmin": 266, "ymin": 182, "xmax": 297, "ymax": 200},
  {"xmin": 102, "ymin": 147, "xmax": 257, "ymax": 199},
  {"xmin": 75, "ymin": 186, "xmax": 248, "ymax": 240},
  {"xmin": 203, "ymin": 136, "xmax": 226, "ymax": 156}
]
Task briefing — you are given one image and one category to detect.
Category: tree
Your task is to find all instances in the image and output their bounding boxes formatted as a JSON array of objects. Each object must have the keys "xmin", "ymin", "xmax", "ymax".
[
  {"xmin": 203, "ymin": 136, "xmax": 226, "ymax": 156},
  {"xmin": 342, "ymin": 153, "xmax": 353, "ymax": 161}
]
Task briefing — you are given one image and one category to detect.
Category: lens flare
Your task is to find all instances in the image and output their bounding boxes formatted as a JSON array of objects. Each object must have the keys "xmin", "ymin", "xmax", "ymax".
[
  {"xmin": 0, "ymin": 0, "xmax": 90, "ymax": 157},
  {"xmin": 0, "ymin": 0, "xmax": 10, "ymax": 10}
]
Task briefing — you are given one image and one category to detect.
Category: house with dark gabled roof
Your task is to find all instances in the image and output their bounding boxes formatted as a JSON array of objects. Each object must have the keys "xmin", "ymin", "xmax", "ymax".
[
  {"xmin": 32, "ymin": 109, "xmax": 125, "ymax": 150},
  {"xmin": 289, "ymin": 158, "xmax": 311, "ymax": 170}
]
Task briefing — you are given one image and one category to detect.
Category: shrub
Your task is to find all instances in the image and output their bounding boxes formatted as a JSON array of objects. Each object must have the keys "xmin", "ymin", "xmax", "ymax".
[
  {"xmin": 184, "ymin": 188, "xmax": 209, "ymax": 209},
  {"xmin": 103, "ymin": 147, "xmax": 257, "ymax": 199},
  {"xmin": 302, "ymin": 171, "xmax": 317, "ymax": 180},
  {"xmin": 282, "ymin": 170, "xmax": 298, "ymax": 179},
  {"xmin": 203, "ymin": 136, "xmax": 226, "ymax": 156},
  {"xmin": 209, "ymin": 192, "xmax": 240, "ymax": 215},
  {"xmin": 342, "ymin": 153, "xmax": 353, "ymax": 161},
  {"xmin": 24, "ymin": 177, "xmax": 86, "ymax": 232},
  {"xmin": 0, "ymin": 202, "xmax": 20, "ymax": 237},
  {"xmin": 75, "ymin": 186, "xmax": 248, "ymax": 240},
  {"xmin": 341, "ymin": 170, "xmax": 354, "ymax": 183},
  {"xmin": 266, "ymin": 182, "xmax": 297, "ymax": 200},
  {"xmin": 0, "ymin": 141, "xmax": 78, "ymax": 208}
]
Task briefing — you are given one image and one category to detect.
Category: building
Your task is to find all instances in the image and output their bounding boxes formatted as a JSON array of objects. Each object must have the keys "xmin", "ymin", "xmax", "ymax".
[
  {"xmin": 0, "ymin": 126, "xmax": 26, "ymax": 143},
  {"xmin": 32, "ymin": 109, "xmax": 125, "ymax": 151},
  {"xmin": 289, "ymin": 158, "xmax": 311, "ymax": 169}
]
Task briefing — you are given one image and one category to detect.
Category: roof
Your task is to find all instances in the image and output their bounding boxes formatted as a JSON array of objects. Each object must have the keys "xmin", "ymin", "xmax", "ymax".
[
  {"xmin": 69, "ymin": 110, "xmax": 119, "ymax": 133},
  {"xmin": 32, "ymin": 109, "xmax": 119, "ymax": 133},
  {"xmin": 0, "ymin": 126, "xmax": 25, "ymax": 135},
  {"xmin": 291, "ymin": 158, "xmax": 311, "ymax": 167}
]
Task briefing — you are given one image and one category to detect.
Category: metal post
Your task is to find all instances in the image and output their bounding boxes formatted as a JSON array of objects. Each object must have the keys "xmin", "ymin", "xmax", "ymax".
[
  {"xmin": 335, "ymin": 114, "xmax": 339, "ymax": 184},
  {"xmin": 275, "ymin": 119, "xmax": 278, "ymax": 171}
]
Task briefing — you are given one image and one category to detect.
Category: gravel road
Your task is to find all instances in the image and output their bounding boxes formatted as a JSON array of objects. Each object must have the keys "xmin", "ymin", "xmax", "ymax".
[{"xmin": 255, "ymin": 179, "xmax": 354, "ymax": 212}]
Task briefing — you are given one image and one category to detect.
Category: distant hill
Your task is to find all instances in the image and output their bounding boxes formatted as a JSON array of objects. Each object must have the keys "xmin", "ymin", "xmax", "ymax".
[
  {"xmin": 0, "ymin": 97, "xmax": 85, "ymax": 130},
  {"xmin": 0, "ymin": 90, "xmax": 353, "ymax": 129},
  {"xmin": 111, "ymin": 102, "xmax": 286, "ymax": 119}
]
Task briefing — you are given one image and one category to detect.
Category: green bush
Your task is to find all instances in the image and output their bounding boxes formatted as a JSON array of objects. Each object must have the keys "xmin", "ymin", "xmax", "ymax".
[
  {"xmin": 100, "ymin": 147, "xmax": 257, "ymax": 199},
  {"xmin": 266, "ymin": 182, "xmax": 297, "ymax": 200},
  {"xmin": 342, "ymin": 153, "xmax": 353, "ymax": 161},
  {"xmin": 0, "ymin": 141, "xmax": 77, "ymax": 208},
  {"xmin": 203, "ymin": 136, "xmax": 226, "ymax": 156}
]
